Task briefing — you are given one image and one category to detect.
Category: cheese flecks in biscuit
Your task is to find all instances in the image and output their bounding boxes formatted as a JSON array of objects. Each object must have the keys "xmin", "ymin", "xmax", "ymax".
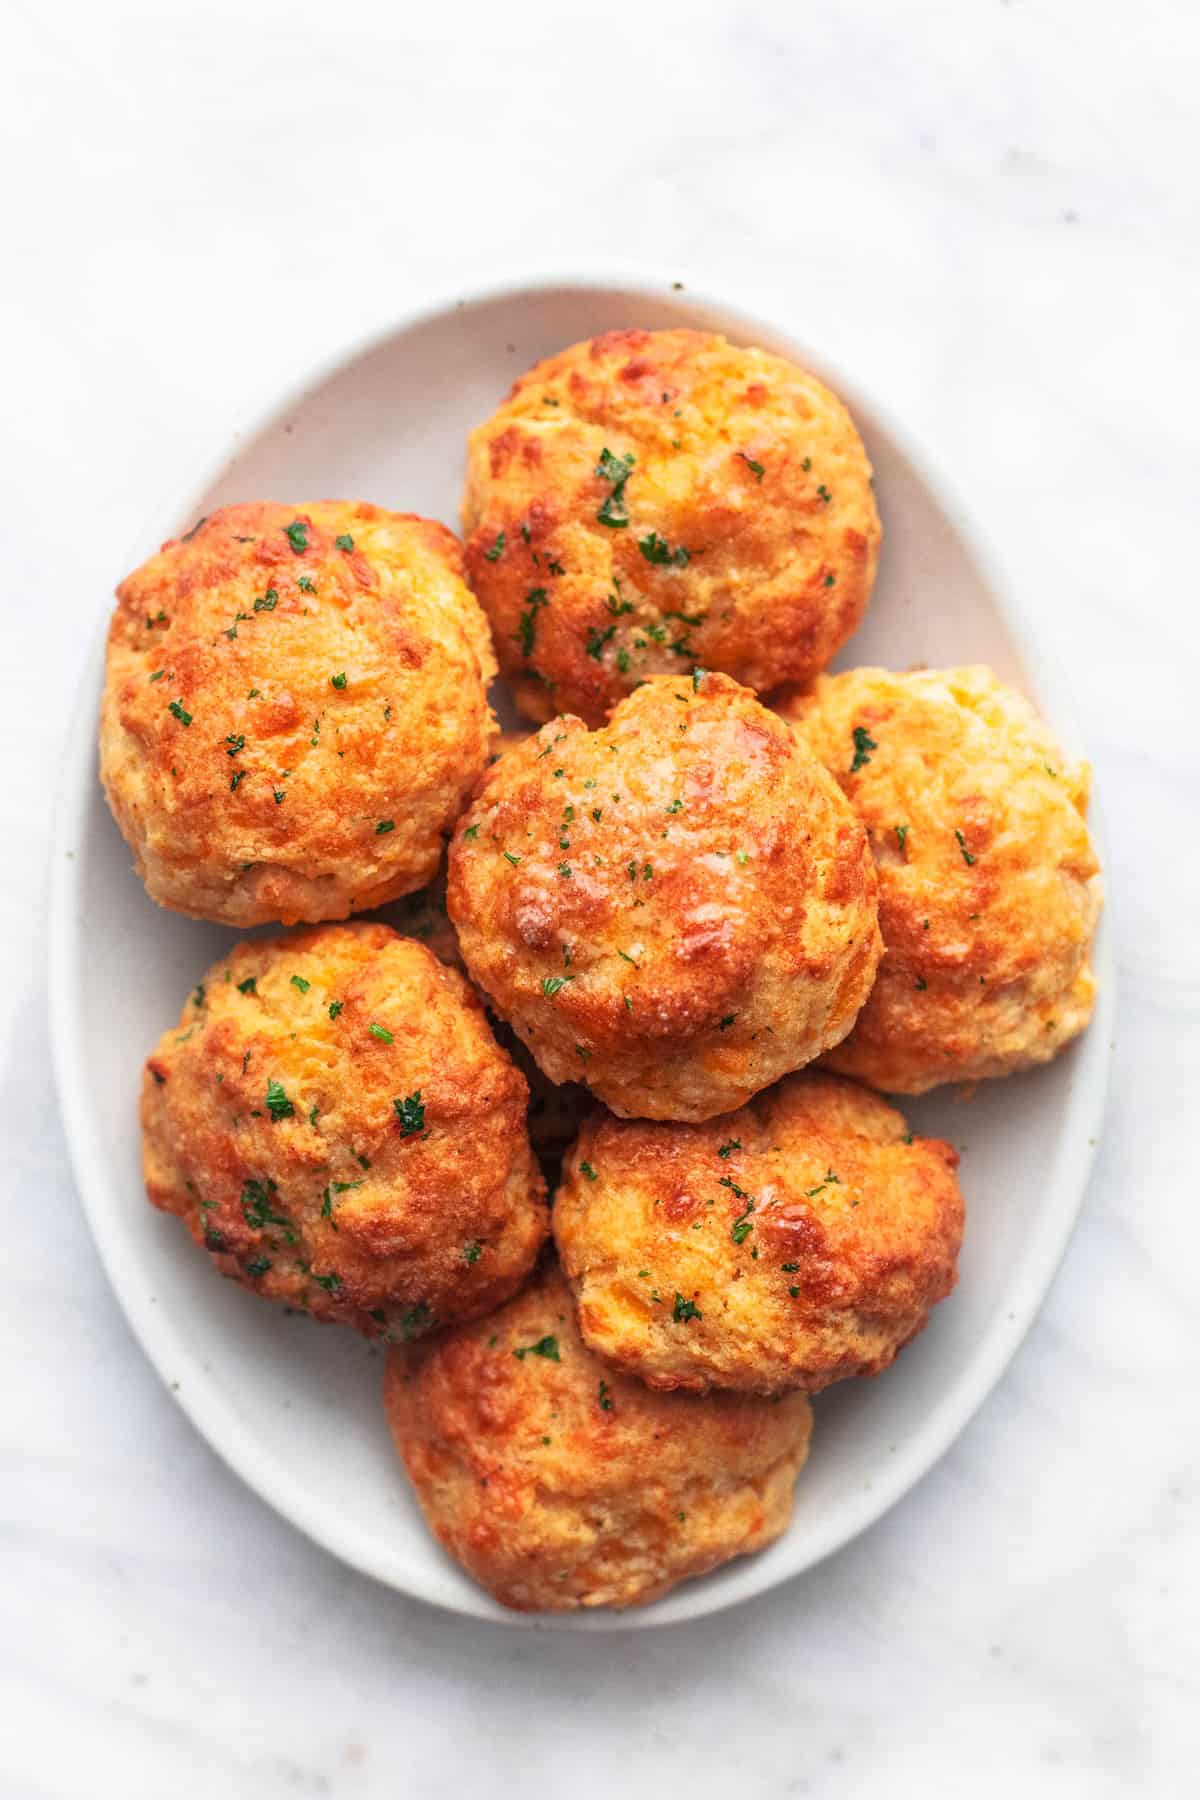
[
  {"xmin": 780, "ymin": 665, "xmax": 1102, "ymax": 1093},
  {"xmin": 102, "ymin": 502, "xmax": 497, "ymax": 926},
  {"xmin": 447, "ymin": 673, "xmax": 882, "ymax": 1122},
  {"xmin": 463, "ymin": 329, "xmax": 880, "ymax": 724},
  {"xmin": 140, "ymin": 923, "xmax": 547, "ymax": 1335},
  {"xmin": 385, "ymin": 1255, "xmax": 813, "ymax": 1611},
  {"xmin": 555, "ymin": 1072, "xmax": 963, "ymax": 1395}
]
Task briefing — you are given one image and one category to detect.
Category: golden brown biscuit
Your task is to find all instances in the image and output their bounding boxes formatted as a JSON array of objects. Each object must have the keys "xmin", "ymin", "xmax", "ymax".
[
  {"xmin": 140, "ymin": 923, "xmax": 547, "ymax": 1336},
  {"xmin": 462, "ymin": 328, "xmax": 880, "ymax": 724},
  {"xmin": 780, "ymin": 666, "xmax": 1102, "ymax": 1092},
  {"xmin": 384, "ymin": 1254, "xmax": 813, "ymax": 1611},
  {"xmin": 554, "ymin": 1073, "xmax": 963, "ymax": 1395},
  {"xmin": 101, "ymin": 502, "xmax": 497, "ymax": 926},
  {"xmin": 446, "ymin": 672, "xmax": 882, "ymax": 1121}
]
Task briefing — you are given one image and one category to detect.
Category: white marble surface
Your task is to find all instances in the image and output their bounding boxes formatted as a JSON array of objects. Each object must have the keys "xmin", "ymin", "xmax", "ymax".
[{"xmin": 1, "ymin": 0, "xmax": 1197, "ymax": 1793}]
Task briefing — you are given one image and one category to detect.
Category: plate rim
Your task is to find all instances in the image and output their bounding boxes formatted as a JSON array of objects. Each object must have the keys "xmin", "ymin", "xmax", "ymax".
[{"xmin": 48, "ymin": 261, "xmax": 1115, "ymax": 1630}]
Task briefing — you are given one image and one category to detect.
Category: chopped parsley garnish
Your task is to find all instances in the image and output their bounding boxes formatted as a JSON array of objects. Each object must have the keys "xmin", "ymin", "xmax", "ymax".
[
  {"xmin": 375, "ymin": 819, "xmax": 395, "ymax": 834},
  {"xmin": 225, "ymin": 733, "xmax": 245, "ymax": 757},
  {"xmin": 369, "ymin": 1023, "xmax": 394, "ymax": 1043},
  {"xmin": 541, "ymin": 975, "xmax": 573, "ymax": 998},
  {"xmin": 328, "ymin": 1000, "xmax": 343, "ymax": 1019},
  {"xmin": 850, "ymin": 725, "xmax": 877, "ymax": 772},
  {"xmin": 289, "ymin": 975, "xmax": 310, "ymax": 994},
  {"xmin": 463, "ymin": 1240, "xmax": 483, "ymax": 1265},
  {"xmin": 955, "ymin": 829, "xmax": 976, "ymax": 865},
  {"xmin": 265, "ymin": 1079, "xmax": 294, "ymax": 1121},
  {"xmin": 399, "ymin": 1303, "xmax": 431, "ymax": 1339},
  {"xmin": 738, "ymin": 452, "xmax": 765, "ymax": 479},
  {"xmin": 483, "ymin": 531, "xmax": 506, "ymax": 561},
  {"xmin": 393, "ymin": 1090, "xmax": 425, "ymax": 1136},
  {"xmin": 915, "ymin": 976, "xmax": 928, "ymax": 991},
  {"xmin": 284, "ymin": 520, "xmax": 309, "ymax": 552},
  {"xmin": 241, "ymin": 1178, "xmax": 292, "ymax": 1233},
  {"xmin": 514, "ymin": 1335, "xmax": 560, "ymax": 1362},
  {"xmin": 595, "ymin": 447, "xmax": 634, "ymax": 527},
  {"xmin": 597, "ymin": 1379, "xmax": 613, "ymax": 1411},
  {"xmin": 167, "ymin": 699, "xmax": 192, "ymax": 727},
  {"xmin": 311, "ymin": 1270, "xmax": 341, "ymax": 1293},
  {"xmin": 804, "ymin": 1167, "xmax": 841, "ymax": 1198},
  {"xmin": 231, "ymin": 770, "xmax": 248, "ymax": 792},
  {"xmin": 503, "ymin": 850, "xmax": 521, "ymax": 867},
  {"xmin": 272, "ymin": 788, "xmax": 286, "ymax": 805},
  {"xmin": 719, "ymin": 1014, "xmax": 736, "ymax": 1031},
  {"xmin": 717, "ymin": 1138, "xmax": 741, "ymax": 1159},
  {"xmin": 638, "ymin": 531, "xmax": 689, "ymax": 568},
  {"xmin": 181, "ymin": 516, "xmax": 207, "ymax": 542},
  {"xmin": 298, "ymin": 575, "xmax": 316, "ymax": 594},
  {"xmin": 816, "ymin": 484, "xmax": 832, "ymax": 504},
  {"xmin": 580, "ymin": 1161, "xmax": 598, "ymax": 1181},
  {"xmin": 237, "ymin": 977, "xmax": 257, "ymax": 994},
  {"xmin": 596, "ymin": 449, "xmax": 633, "ymax": 482},
  {"xmin": 245, "ymin": 1256, "xmax": 272, "ymax": 1277},
  {"xmin": 335, "ymin": 533, "xmax": 354, "ymax": 551},
  {"xmin": 253, "ymin": 589, "xmax": 278, "ymax": 611},
  {"xmin": 781, "ymin": 1262, "xmax": 799, "ymax": 1273},
  {"xmin": 730, "ymin": 1213, "xmax": 754, "ymax": 1245},
  {"xmin": 824, "ymin": 573, "xmax": 836, "ymax": 587},
  {"xmin": 516, "ymin": 587, "xmax": 549, "ymax": 657},
  {"xmin": 672, "ymin": 1293, "xmax": 702, "ymax": 1323},
  {"xmin": 330, "ymin": 672, "xmax": 348, "ymax": 689},
  {"xmin": 149, "ymin": 669, "xmax": 165, "ymax": 682},
  {"xmin": 192, "ymin": 984, "xmax": 205, "ymax": 1008},
  {"xmin": 586, "ymin": 623, "xmax": 616, "ymax": 660},
  {"xmin": 895, "ymin": 824, "xmax": 908, "ymax": 851}
]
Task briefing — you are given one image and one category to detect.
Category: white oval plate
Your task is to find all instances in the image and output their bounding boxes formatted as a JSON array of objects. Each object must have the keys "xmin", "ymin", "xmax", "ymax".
[{"xmin": 49, "ymin": 271, "xmax": 1112, "ymax": 1629}]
